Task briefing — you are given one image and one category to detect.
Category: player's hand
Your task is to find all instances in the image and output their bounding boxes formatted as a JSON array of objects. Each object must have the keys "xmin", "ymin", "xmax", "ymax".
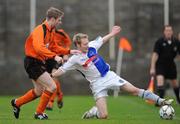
[
  {"xmin": 54, "ymin": 55, "xmax": 63, "ymax": 64},
  {"xmin": 70, "ymin": 49, "xmax": 81, "ymax": 55},
  {"xmin": 63, "ymin": 55, "xmax": 69, "ymax": 62},
  {"xmin": 111, "ymin": 26, "xmax": 121, "ymax": 35}
]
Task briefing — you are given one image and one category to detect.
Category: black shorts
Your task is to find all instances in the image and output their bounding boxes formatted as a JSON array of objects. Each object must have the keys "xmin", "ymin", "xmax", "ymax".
[
  {"xmin": 24, "ymin": 56, "xmax": 46, "ymax": 80},
  {"xmin": 156, "ymin": 62, "xmax": 177, "ymax": 79},
  {"xmin": 45, "ymin": 59, "xmax": 62, "ymax": 73}
]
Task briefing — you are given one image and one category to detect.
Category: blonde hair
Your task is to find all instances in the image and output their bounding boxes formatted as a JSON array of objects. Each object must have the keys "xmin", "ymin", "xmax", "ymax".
[
  {"xmin": 163, "ymin": 25, "xmax": 172, "ymax": 31},
  {"xmin": 46, "ymin": 7, "xmax": 64, "ymax": 20},
  {"xmin": 73, "ymin": 33, "xmax": 88, "ymax": 47}
]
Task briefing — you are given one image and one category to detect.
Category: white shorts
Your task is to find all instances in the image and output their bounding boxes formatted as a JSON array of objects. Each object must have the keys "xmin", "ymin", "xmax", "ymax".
[{"xmin": 90, "ymin": 71, "xmax": 128, "ymax": 100}]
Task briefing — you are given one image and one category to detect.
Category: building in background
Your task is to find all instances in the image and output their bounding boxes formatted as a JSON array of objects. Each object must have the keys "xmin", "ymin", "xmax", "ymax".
[{"xmin": 0, "ymin": 0, "xmax": 180, "ymax": 95}]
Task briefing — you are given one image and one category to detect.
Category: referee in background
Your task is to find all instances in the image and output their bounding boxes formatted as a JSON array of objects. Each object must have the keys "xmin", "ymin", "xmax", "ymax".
[{"xmin": 150, "ymin": 25, "xmax": 180, "ymax": 105}]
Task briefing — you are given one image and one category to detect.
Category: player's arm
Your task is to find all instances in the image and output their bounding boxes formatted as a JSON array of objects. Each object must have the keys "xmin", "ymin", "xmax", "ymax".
[
  {"xmin": 32, "ymin": 26, "xmax": 63, "ymax": 63},
  {"xmin": 52, "ymin": 68, "xmax": 64, "ymax": 77},
  {"xmin": 150, "ymin": 40, "xmax": 161, "ymax": 75},
  {"xmin": 32, "ymin": 26, "xmax": 56, "ymax": 58},
  {"xmin": 51, "ymin": 44, "xmax": 81, "ymax": 55},
  {"xmin": 52, "ymin": 55, "xmax": 77, "ymax": 77},
  {"xmin": 51, "ymin": 44, "xmax": 71, "ymax": 55},
  {"xmin": 89, "ymin": 26, "xmax": 121, "ymax": 50},
  {"xmin": 177, "ymin": 40, "xmax": 180, "ymax": 59},
  {"xmin": 55, "ymin": 30, "xmax": 72, "ymax": 61},
  {"xmin": 102, "ymin": 26, "xmax": 121, "ymax": 44},
  {"xmin": 63, "ymin": 55, "xmax": 69, "ymax": 62},
  {"xmin": 150, "ymin": 52, "xmax": 158, "ymax": 75}
]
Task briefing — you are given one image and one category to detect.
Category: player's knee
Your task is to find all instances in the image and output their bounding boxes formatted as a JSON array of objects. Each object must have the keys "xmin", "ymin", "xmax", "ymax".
[
  {"xmin": 34, "ymin": 88, "xmax": 43, "ymax": 96},
  {"xmin": 99, "ymin": 112, "xmax": 108, "ymax": 119},
  {"xmin": 47, "ymin": 82, "xmax": 57, "ymax": 92},
  {"xmin": 51, "ymin": 83, "xmax": 57, "ymax": 92},
  {"xmin": 99, "ymin": 113, "xmax": 108, "ymax": 119}
]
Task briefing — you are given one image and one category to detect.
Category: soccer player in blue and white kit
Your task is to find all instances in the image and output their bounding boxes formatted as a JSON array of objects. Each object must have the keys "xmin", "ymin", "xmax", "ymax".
[{"xmin": 52, "ymin": 26, "xmax": 173, "ymax": 119}]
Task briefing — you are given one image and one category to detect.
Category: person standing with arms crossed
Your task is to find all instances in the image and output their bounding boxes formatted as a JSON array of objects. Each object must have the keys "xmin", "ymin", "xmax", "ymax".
[
  {"xmin": 11, "ymin": 7, "xmax": 80, "ymax": 120},
  {"xmin": 150, "ymin": 25, "xmax": 180, "ymax": 105}
]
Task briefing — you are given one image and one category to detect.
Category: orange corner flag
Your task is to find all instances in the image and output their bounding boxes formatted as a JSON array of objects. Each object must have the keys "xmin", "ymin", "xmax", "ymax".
[
  {"xmin": 146, "ymin": 76, "xmax": 155, "ymax": 104},
  {"xmin": 119, "ymin": 37, "xmax": 132, "ymax": 52}
]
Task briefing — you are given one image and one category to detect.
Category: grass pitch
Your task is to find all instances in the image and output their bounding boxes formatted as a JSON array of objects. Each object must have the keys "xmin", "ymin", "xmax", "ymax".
[{"xmin": 0, "ymin": 95, "xmax": 180, "ymax": 124}]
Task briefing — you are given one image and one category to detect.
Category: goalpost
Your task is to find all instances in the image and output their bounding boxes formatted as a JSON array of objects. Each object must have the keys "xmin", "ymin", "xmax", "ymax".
[
  {"xmin": 113, "ymin": 0, "xmax": 170, "ymax": 97},
  {"xmin": 28, "ymin": 0, "xmax": 170, "ymax": 97},
  {"xmin": 30, "ymin": 0, "xmax": 36, "ymax": 32}
]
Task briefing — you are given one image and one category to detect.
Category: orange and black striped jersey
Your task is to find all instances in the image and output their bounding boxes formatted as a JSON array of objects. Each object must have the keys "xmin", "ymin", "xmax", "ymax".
[{"xmin": 25, "ymin": 21, "xmax": 56, "ymax": 61}]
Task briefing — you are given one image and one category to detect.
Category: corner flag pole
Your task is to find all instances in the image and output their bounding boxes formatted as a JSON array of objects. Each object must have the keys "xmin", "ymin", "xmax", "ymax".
[
  {"xmin": 146, "ymin": 76, "xmax": 155, "ymax": 104},
  {"xmin": 114, "ymin": 48, "xmax": 123, "ymax": 97},
  {"xmin": 114, "ymin": 38, "xmax": 132, "ymax": 97}
]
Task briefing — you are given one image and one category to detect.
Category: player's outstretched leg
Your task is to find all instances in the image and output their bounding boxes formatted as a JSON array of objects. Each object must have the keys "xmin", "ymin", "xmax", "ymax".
[
  {"xmin": 11, "ymin": 89, "xmax": 38, "ymax": 119},
  {"xmin": 121, "ymin": 82, "xmax": 174, "ymax": 106},
  {"xmin": 138, "ymin": 89, "xmax": 174, "ymax": 105}
]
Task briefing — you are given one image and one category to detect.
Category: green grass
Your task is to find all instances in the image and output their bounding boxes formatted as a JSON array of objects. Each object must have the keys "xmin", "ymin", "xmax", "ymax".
[{"xmin": 0, "ymin": 95, "xmax": 180, "ymax": 124}]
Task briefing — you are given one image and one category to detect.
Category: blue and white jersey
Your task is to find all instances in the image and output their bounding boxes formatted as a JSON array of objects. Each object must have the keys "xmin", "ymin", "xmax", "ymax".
[{"xmin": 60, "ymin": 36, "xmax": 110, "ymax": 83}]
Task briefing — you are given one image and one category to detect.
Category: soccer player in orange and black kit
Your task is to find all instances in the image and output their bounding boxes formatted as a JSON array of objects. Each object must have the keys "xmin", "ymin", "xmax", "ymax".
[
  {"xmin": 45, "ymin": 29, "xmax": 72, "ymax": 110},
  {"xmin": 11, "ymin": 7, "xmax": 80, "ymax": 120}
]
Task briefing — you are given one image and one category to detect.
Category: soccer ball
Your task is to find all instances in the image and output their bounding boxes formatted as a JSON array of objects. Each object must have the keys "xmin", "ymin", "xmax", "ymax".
[{"xmin": 159, "ymin": 105, "xmax": 175, "ymax": 120}]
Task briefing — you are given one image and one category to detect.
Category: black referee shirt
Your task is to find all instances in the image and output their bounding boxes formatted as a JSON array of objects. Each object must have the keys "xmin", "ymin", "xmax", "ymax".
[{"xmin": 153, "ymin": 37, "xmax": 180, "ymax": 64}]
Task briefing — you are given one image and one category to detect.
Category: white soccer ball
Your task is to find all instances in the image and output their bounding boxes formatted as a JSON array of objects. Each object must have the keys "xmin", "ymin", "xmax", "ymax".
[{"xmin": 159, "ymin": 105, "xmax": 175, "ymax": 120}]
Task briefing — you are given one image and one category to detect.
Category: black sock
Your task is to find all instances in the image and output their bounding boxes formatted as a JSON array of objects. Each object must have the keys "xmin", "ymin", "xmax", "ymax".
[
  {"xmin": 173, "ymin": 87, "xmax": 180, "ymax": 103},
  {"xmin": 157, "ymin": 86, "xmax": 165, "ymax": 98}
]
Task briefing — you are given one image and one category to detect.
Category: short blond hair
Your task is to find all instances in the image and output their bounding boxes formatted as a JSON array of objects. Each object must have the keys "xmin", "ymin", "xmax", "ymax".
[
  {"xmin": 163, "ymin": 25, "xmax": 172, "ymax": 31},
  {"xmin": 46, "ymin": 7, "xmax": 64, "ymax": 20},
  {"xmin": 73, "ymin": 33, "xmax": 88, "ymax": 47}
]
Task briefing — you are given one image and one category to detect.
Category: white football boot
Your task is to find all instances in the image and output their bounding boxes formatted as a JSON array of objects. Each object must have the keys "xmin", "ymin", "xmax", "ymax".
[{"xmin": 82, "ymin": 106, "xmax": 98, "ymax": 119}]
